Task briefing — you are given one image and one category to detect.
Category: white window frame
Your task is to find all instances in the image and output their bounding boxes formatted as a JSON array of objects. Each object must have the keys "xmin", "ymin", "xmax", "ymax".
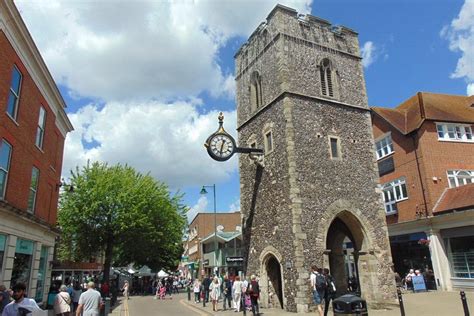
[
  {"xmin": 35, "ymin": 106, "xmax": 46, "ymax": 149},
  {"xmin": 447, "ymin": 170, "xmax": 474, "ymax": 188},
  {"xmin": 0, "ymin": 140, "xmax": 13, "ymax": 200},
  {"xmin": 6, "ymin": 65, "xmax": 22, "ymax": 121},
  {"xmin": 27, "ymin": 167, "xmax": 40, "ymax": 213},
  {"xmin": 382, "ymin": 177, "xmax": 408, "ymax": 215},
  {"xmin": 375, "ymin": 134, "xmax": 394, "ymax": 160},
  {"xmin": 436, "ymin": 122, "xmax": 473, "ymax": 142}
]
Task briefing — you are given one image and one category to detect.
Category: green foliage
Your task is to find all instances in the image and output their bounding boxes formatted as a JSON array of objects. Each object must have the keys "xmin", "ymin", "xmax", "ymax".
[{"xmin": 58, "ymin": 162, "xmax": 187, "ymax": 272}]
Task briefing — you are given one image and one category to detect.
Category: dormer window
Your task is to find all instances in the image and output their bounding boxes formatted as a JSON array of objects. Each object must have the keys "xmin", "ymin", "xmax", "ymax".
[
  {"xmin": 320, "ymin": 58, "xmax": 334, "ymax": 97},
  {"xmin": 250, "ymin": 71, "xmax": 263, "ymax": 112}
]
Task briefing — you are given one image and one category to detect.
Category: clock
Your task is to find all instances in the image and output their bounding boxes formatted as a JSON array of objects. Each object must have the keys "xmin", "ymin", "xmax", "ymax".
[
  {"xmin": 206, "ymin": 133, "xmax": 236, "ymax": 161},
  {"xmin": 205, "ymin": 112, "xmax": 263, "ymax": 162}
]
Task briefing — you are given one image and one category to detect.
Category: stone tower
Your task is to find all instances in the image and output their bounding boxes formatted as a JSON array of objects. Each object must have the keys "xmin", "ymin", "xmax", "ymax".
[{"xmin": 235, "ymin": 5, "xmax": 397, "ymax": 313}]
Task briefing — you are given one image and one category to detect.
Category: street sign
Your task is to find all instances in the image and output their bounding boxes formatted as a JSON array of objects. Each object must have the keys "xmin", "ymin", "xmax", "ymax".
[{"xmin": 203, "ymin": 259, "xmax": 209, "ymax": 266}]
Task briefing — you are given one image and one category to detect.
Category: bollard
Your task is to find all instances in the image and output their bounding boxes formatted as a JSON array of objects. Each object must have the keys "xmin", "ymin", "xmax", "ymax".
[
  {"xmin": 242, "ymin": 294, "xmax": 246, "ymax": 315},
  {"xmin": 461, "ymin": 291, "xmax": 470, "ymax": 316},
  {"xmin": 187, "ymin": 286, "xmax": 191, "ymax": 301},
  {"xmin": 397, "ymin": 288, "xmax": 405, "ymax": 316},
  {"xmin": 202, "ymin": 291, "xmax": 206, "ymax": 307}
]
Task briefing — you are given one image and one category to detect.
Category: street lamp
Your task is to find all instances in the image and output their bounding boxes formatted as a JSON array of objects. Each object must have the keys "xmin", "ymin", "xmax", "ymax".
[{"xmin": 200, "ymin": 184, "xmax": 218, "ymax": 276}]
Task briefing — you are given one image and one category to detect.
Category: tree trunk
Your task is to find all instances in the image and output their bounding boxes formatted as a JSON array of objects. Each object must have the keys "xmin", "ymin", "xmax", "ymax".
[{"xmin": 103, "ymin": 233, "xmax": 114, "ymax": 283}]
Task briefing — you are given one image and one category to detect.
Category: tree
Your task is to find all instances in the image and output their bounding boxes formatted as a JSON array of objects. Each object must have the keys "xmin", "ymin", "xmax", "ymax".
[{"xmin": 58, "ymin": 162, "xmax": 186, "ymax": 282}]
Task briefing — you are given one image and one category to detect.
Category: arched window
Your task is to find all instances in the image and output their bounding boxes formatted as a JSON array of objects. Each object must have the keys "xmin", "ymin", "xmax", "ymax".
[
  {"xmin": 320, "ymin": 58, "xmax": 335, "ymax": 97},
  {"xmin": 250, "ymin": 71, "xmax": 263, "ymax": 112}
]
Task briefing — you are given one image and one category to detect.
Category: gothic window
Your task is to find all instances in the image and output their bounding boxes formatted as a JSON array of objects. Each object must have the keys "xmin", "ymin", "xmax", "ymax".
[
  {"xmin": 250, "ymin": 71, "xmax": 263, "ymax": 112},
  {"xmin": 320, "ymin": 58, "xmax": 335, "ymax": 98}
]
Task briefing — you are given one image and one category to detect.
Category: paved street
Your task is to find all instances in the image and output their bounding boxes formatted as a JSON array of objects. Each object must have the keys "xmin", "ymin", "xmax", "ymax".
[{"xmin": 108, "ymin": 290, "xmax": 474, "ymax": 316}]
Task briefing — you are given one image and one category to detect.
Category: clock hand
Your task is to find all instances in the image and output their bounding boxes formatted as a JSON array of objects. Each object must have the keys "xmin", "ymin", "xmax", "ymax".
[{"xmin": 220, "ymin": 140, "xmax": 225, "ymax": 154}]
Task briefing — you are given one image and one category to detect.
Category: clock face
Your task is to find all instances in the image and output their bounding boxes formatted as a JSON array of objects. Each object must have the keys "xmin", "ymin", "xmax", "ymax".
[{"xmin": 207, "ymin": 133, "xmax": 235, "ymax": 161}]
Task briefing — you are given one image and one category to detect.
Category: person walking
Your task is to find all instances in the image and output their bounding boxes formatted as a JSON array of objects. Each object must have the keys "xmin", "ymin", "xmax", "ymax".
[
  {"xmin": 323, "ymin": 268, "xmax": 336, "ymax": 316},
  {"xmin": 54, "ymin": 285, "xmax": 72, "ymax": 316},
  {"xmin": 232, "ymin": 276, "xmax": 243, "ymax": 312},
  {"xmin": 193, "ymin": 279, "xmax": 201, "ymax": 303},
  {"xmin": 222, "ymin": 276, "xmax": 232, "ymax": 311},
  {"xmin": 121, "ymin": 281, "xmax": 129, "ymax": 300},
  {"xmin": 75, "ymin": 282, "xmax": 101, "ymax": 316},
  {"xmin": 2, "ymin": 282, "xmax": 41, "ymax": 316},
  {"xmin": 247, "ymin": 275, "xmax": 260, "ymax": 316},
  {"xmin": 310, "ymin": 266, "xmax": 326, "ymax": 316},
  {"xmin": 72, "ymin": 283, "xmax": 82, "ymax": 312},
  {"xmin": 202, "ymin": 275, "xmax": 211, "ymax": 303},
  {"xmin": 209, "ymin": 277, "xmax": 221, "ymax": 312}
]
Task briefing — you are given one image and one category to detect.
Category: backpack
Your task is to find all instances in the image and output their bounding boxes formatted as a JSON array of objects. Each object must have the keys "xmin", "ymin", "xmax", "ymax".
[{"xmin": 315, "ymin": 273, "xmax": 327, "ymax": 292}]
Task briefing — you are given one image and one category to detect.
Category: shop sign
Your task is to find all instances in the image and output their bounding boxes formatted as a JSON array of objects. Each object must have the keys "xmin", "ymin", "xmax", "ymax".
[
  {"xmin": 0, "ymin": 234, "xmax": 6, "ymax": 252},
  {"xmin": 15, "ymin": 238, "xmax": 34, "ymax": 255},
  {"xmin": 203, "ymin": 259, "xmax": 209, "ymax": 266},
  {"xmin": 226, "ymin": 257, "xmax": 244, "ymax": 263},
  {"xmin": 181, "ymin": 256, "xmax": 189, "ymax": 262}
]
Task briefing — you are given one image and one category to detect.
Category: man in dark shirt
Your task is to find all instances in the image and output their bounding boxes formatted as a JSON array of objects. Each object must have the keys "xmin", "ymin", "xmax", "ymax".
[{"xmin": 202, "ymin": 276, "xmax": 211, "ymax": 303}]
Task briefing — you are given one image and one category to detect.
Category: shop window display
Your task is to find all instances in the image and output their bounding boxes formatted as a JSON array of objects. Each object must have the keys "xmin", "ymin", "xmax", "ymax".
[{"xmin": 11, "ymin": 238, "xmax": 34, "ymax": 289}]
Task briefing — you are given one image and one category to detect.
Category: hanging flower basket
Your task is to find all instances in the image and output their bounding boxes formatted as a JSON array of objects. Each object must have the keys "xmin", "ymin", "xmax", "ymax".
[{"xmin": 417, "ymin": 239, "xmax": 430, "ymax": 246}]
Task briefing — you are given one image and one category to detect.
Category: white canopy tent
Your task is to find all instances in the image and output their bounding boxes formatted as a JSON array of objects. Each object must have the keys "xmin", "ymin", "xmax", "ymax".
[{"xmin": 157, "ymin": 270, "xmax": 169, "ymax": 278}]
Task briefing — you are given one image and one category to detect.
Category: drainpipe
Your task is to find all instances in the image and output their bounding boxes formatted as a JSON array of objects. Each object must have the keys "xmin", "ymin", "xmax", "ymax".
[{"xmin": 411, "ymin": 132, "xmax": 429, "ymax": 218}]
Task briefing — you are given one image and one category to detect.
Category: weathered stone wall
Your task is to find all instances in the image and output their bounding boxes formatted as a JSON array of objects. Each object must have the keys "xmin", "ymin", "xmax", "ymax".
[{"xmin": 236, "ymin": 4, "xmax": 396, "ymax": 312}]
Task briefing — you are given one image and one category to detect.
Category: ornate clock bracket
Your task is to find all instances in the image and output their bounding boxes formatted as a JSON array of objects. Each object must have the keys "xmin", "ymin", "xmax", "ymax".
[{"xmin": 204, "ymin": 112, "xmax": 265, "ymax": 167}]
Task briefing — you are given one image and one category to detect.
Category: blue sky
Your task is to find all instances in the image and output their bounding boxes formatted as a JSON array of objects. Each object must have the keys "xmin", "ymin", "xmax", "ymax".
[{"xmin": 16, "ymin": 0, "xmax": 473, "ymax": 221}]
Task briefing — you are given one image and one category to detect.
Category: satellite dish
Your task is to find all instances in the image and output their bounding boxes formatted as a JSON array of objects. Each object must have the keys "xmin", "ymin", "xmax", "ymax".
[{"xmin": 217, "ymin": 225, "xmax": 224, "ymax": 232}]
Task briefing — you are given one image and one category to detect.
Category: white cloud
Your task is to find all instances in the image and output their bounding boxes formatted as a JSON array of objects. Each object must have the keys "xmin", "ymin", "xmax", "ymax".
[
  {"xmin": 63, "ymin": 100, "xmax": 238, "ymax": 189},
  {"xmin": 442, "ymin": 0, "xmax": 474, "ymax": 95},
  {"xmin": 360, "ymin": 41, "xmax": 377, "ymax": 68},
  {"xmin": 15, "ymin": 0, "xmax": 311, "ymax": 102},
  {"xmin": 468, "ymin": 83, "xmax": 474, "ymax": 96},
  {"xmin": 229, "ymin": 199, "xmax": 241, "ymax": 213},
  {"xmin": 187, "ymin": 196, "xmax": 209, "ymax": 223}
]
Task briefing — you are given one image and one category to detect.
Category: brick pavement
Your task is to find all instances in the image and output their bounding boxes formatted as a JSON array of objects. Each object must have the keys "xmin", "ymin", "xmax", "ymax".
[{"xmin": 181, "ymin": 291, "xmax": 474, "ymax": 316}]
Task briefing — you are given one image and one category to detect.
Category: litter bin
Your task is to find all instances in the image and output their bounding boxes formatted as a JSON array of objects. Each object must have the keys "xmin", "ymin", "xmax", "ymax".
[{"xmin": 332, "ymin": 294, "xmax": 368, "ymax": 315}]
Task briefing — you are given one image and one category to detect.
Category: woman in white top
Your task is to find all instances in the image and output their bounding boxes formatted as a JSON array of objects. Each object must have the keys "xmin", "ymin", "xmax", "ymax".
[
  {"xmin": 121, "ymin": 281, "xmax": 129, "ymax": 300},
  {"xmin": 209, "ymin": 277, "xmax": 221, "ymax": 312},
  {"xmin": 54, "ymin": 285, "xmax": 72, "ymax": 316},
  {"xmin": 193, "ymin": 279, "xmax": 201, "ymax": 303},
  {"xmin": 232, "ymin": 276, "xmax": 243, "ymax": 312}
]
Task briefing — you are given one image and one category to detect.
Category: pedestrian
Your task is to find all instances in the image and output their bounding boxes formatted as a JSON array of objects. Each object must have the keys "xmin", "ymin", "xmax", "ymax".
[
  {"xmin": 2, "ymin": 282, "xmax": 41, "ymax": 316},
  {"xmin": 202, "ymin": 275, "xmax": 211, "ymax": 303},
  {"xmin": 72, "ymin": 282, "xmax": 83, "ymax": 312},
  {"xmin": 405, "ymin": 269, "xmax": 415, "ymax": 291},
  {"xmin": 54, "ymin": 285, "xmax": 72, "ymax": 316},
  {"xmin": 232, "ymin": 276, "xmax": 243, "ymax": 312},
  {"xmin": 0, "ymin": 284, "xmax": 11, "ymax": 314},
  {"xmin": 193, "ymin": 279, "xmax": 201, "ymax": 303},
  {"xmin": 121, "ymin": 281, "xmax": 129, "ymax": 300},
  {"xmin": 75, "ymin": 282, "xmax": 102, "ymax": 316},
  {"xmin": 246, "ymin": 275, "xmax": 260, "ymax": 316},
  {"xmin": 209, "ymin": 277, "xmax": 221, "ymax": 312},
  {"xmin": 310, "ymin": 266, "xmax": 326, "ymax": 316},
  {"xmin": 323, "ymin": 268, "xmax": 336, "ymax": 316},
  {"xmin": 222, "ymin": 276, "xmax": 232, "ymax": 311},
  {"xmin": 100, "ymin": 282, "xmax": 109, "ymax": 298}
]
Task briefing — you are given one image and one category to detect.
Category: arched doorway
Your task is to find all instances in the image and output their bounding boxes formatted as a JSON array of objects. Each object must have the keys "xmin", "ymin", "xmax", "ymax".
[
  {"xmin": 326, "ymin": 212, "xmax": 366, "ymax": 296},
  {"xmin": 265, "ymin": 255, "xmax": 284, "ymax": 309}
]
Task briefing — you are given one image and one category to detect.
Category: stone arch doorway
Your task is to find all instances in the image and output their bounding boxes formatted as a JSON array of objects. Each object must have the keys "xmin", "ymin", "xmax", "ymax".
[
  {"xmin": 265, "ymin": 255, "xmax": 284, "ymax": 309},
  {"xmin": 259, "ymin": 248, "xmax": 285, "ymax": 310},
  {"xmin": 325, "ymin": 211, "xmax": 368, "ymax": 297}
]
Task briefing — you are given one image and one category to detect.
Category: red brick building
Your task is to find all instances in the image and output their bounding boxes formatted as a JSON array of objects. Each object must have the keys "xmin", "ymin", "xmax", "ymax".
[
  {"xmin": 183, "ymin": 212, "xmax": 242, "ymax": 278},
  {"xmin": 0, "ymin": 0, "xmax": 73, "ymax": 303},
  {"xmin": 371, "ymin": 92, "xmax": 474, "ymax": 290}
]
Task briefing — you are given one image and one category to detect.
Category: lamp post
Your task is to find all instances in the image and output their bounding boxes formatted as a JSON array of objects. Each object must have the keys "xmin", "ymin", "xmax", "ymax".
[{"xmin": 200, "ymin": 184, "xmax": 217, "ymax": 276}]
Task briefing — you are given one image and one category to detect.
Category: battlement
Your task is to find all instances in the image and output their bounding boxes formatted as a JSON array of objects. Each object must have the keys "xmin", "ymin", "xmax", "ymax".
[{"xmin": 235, "ymin": 4, "xmax": 361, "ymax": 77}]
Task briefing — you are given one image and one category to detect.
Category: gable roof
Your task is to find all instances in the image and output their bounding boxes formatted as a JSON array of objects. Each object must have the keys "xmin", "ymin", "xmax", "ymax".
[
  {"xmin": 371, "ymin": 92, "xmax": 474, "ymax": 135},
  {"xmin": 433, "ymin": 183, "xmax": 474, "ymax": 214}
]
